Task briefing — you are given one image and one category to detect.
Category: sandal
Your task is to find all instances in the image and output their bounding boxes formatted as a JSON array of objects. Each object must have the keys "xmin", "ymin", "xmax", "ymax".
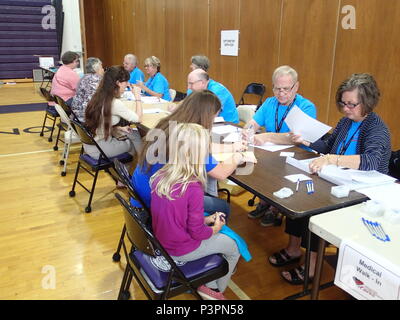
[
  {"xmin": 281, "ymin": 266, "xmax": 314, "ymax": 285},
  {"xmin": 268, "ymin": 249, "xmax": 301, "ymax": 267}
]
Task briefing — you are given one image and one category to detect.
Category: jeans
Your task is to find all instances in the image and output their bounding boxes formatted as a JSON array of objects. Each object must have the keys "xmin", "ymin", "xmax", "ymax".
[{"xmin": 204, "ymin": 195, "xmax": 231, "ymax": 222}]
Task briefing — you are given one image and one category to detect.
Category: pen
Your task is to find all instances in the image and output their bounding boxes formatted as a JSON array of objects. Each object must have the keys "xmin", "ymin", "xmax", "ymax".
[{"xmin": 296, "ymin": 179, "xmax": 300, "ymax": 192}]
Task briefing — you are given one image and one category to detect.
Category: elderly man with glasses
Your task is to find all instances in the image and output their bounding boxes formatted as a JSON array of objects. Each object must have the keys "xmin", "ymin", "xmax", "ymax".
[
  {"xmin": 245, "ymin": 65, "xmax": 316, "ymax": 227},
  {"xmin": 187, "ymin": 69, "xmax": 239, "ymax": 123}
]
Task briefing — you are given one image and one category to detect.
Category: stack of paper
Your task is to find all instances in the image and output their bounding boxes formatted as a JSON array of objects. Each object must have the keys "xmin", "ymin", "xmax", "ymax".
[
  {"xmin": 212, "ymin": 125, "xmax": 240, "ymax": 135},
  {"xmin": 253, "ymin": 142, "xmax": 294, "ymax": 152}
]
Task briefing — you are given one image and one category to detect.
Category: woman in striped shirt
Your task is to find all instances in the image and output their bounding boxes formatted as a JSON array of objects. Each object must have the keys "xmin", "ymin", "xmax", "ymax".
[{"xmin": 270, "ymin": 73, "xmax": 391, "ymax": 285}]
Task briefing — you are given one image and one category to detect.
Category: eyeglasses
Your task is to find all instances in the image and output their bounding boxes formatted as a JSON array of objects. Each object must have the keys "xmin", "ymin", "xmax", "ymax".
[
  {"xmin": 272, "ymin": 82, "xmax": 296, "ymax": 93},
  {"xmin": 338, "ymin": 101, "xmax": 361, "ymax": 109}
]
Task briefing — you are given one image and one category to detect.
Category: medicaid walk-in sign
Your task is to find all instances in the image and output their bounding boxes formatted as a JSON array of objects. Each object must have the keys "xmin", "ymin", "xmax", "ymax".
[
  {"xmin": 221, "ymin": 30, "xmax": 239, "ymax": 56},
  {"xmin": 335, "ymin": 239, "xmax": 400, "ymax": 300}
]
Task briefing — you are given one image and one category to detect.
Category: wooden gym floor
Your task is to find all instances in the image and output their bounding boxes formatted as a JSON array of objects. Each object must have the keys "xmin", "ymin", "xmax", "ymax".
[{"xmin": 0, "ymin": 82, "xmax": 351, "ymax": 300}]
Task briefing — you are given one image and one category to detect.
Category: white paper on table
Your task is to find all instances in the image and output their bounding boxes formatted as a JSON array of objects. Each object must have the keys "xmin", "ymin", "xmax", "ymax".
[
  {"xmin": 285, "ymin": 106, "xmax": 332, "ymax": 143},
  {"xmin": 223, "ymin": 132, "xmax": 242, "ymax": 143},
  {"xmin": 143, "ymin": 108, "xmax": 166, "ymax": 114},
  {"xmin": 141, "ymin": 96, "xmax": 168, "ymax": 104},
  {"xmin": 285, "ymin": 156, "xmax": 319, "ymax": 174},
  {"xmin": 284, "ymin": 174, "xmax": 313, "ymax": 183},
  {"xmin": 253, "ymin": 142, "xmax": 293, "ymax": 152},
  {"xmin": 280, "ymin": 152, "xmax": 295, "ymax": 157},
  {"xmin": 212, "ymin": 125, "xmax": 240, "ymax": 135},
  {"xmin": 214, "ymin": 117, "xmax": 225, "ymax": 123},
  {"xmin": 355, "ymin": 183, "xmax": 400, "ymax": 211}
]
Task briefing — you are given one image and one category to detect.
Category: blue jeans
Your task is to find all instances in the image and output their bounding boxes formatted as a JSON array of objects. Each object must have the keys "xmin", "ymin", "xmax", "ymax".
[{"xmin": 203, "ymin": 195, "xmax": 231, "ymax": 222}]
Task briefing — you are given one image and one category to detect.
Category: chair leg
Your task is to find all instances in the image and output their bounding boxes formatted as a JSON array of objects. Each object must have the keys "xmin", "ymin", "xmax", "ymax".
[
  {"xmin": 85, "ymin": 169, "xmax": 100, "ymax": 213},
  {"xmin": 112, "ymin": 225, "xmax": 126, "ymax": 262},
  {"xmin": 118, "ymin": 267, "xmax": 132, "ymax": 300},
  {"xmin": 40, "ymin": 113, "xmax": 48, "ymax": 137},
  {"xmin": 48, "ymin": 116, "xmax": 57, "ymax": 142},
  {"xmin": 69, "ymin": 160, "xmax": 81, "ymax": 197},
  {"xmin": 61, "ymin": 142, "xmax": 70, "ymax": 176},
  {"xmin": 53, "ymin": 122, "xmax": 62, "ymax": 151}
]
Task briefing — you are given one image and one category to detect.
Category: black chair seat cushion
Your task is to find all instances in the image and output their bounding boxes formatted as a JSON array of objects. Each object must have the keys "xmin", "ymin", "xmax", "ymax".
[
  {"xmin": 131, "ymin": 251, "xmax": 225, "ymax": 290},
  {"xmin": 80, "ymin": 152, "xmax": 132, "ymax": 169}
]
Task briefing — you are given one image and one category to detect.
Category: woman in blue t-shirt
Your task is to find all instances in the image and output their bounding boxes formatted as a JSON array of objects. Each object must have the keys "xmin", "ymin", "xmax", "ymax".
[{"xmin": 136, "ymin": 56, "xmax": 171, "ymax": 101}]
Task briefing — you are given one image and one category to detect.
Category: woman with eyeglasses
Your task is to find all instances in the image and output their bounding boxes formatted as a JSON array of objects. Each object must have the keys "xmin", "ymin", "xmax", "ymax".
[
  {"xmin": 291, "ymin": 73, "xmax": 391, "ymax": 174},
  {"xmin": 136, "ymin": 56, "xmax": 171, "ymax": 101},
  {"xmin": 273, "ymin": 73, "xmax": 391, "ymax": 286}
]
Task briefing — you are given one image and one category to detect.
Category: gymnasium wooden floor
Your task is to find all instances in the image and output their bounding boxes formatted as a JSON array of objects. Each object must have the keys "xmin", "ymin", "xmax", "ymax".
[{"xmin": 0, "ymin": 82, "xmax": 351, "ymax": 300}]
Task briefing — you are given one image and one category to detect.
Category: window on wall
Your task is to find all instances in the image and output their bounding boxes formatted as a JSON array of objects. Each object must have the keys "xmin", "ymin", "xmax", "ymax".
[{"xmin": 0, "ymin": 0, "xmax": 60, "ymax": 80}]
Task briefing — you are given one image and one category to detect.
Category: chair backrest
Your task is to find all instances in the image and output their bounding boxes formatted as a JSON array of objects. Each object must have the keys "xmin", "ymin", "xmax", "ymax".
[
  {"xmin": 115, "ymin": 193, "xmax": 156, "ymax": 257},
  {"xmin": 237, "ymin": 82, "xmax": 266, "ymax": 108},
  {"xmin": 40, "ymin": 87, "xmax": 55, "ymax": 103},
  {"xmin": 169, "ymin": 88, "xmax": 177, "ymax": 102},
  {"xmin": 71, "ymin": 119, "xmax": 111, "ymax": 161},
  {"xmin": 54, "ymin": 104, "xmax": 78, "ymax": 137},
  {"xmin": 54, "ymin": 94, "xmax": 80, "ymax": 122}
]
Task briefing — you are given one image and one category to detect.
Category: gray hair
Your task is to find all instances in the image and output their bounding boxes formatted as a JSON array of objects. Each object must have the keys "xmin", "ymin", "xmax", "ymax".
[
  {"xmin": 191, "ymin": 55, "xmax": 210, "ymax": 72},
  {"xmin": 336, "ymin": 73, "xmax": 380, "ymax": 116},
  {"xmin": 272, "ymin": 65, "xmax": 298, "ymax": 84},
  {"xmin": 145, "ymin": 56, "xmax": 161, "ymax": 72},
  {"xmin": 124, "ymin": 54, "xmax": 138, "ymax": 66},
  {"xmin": 85, "ymin": 57, "xmax": 102, "ymax": 74}
]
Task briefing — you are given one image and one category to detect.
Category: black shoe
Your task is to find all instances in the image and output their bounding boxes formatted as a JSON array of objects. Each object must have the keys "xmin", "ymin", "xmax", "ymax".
[
  {"xmin": 247, "ymin": 203, "xmax": 268, "ymax": 219},
  {"xmin": 260, "ymin": 211, "xmax": 283, "ymax": 227}
]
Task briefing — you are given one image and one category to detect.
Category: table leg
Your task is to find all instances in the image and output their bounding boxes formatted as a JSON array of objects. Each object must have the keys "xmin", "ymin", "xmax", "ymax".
[{"xmin": 311, "ymin": 237, "xmax": 326, "ymax": 300}]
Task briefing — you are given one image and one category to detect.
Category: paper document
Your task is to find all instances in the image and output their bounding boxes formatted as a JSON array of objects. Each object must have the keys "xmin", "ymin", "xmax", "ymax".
[
  {"xmin": 141, "ymin": 96, "xmax": 168, "ymax": 104},
  {"xmin": 223, "ymin": 132, "xmax": 242, "ymax": 143},
  {"xmin": 212, "ymin": 125, "xmax": 240, "ymax": 135},
  {"xmin": 285, "ymin": 174, "xmax": 313, "ymax": 183},
  {"xmin": 355, "ymin": 183, "xmax": 400, "ymax": 211},
  {"xmin": 280, "ymin": 152, "xmax": 295, "ymax": 157},
  {"xmin": 285, "ymin": 156, "xmax": 319, "ymax": 173},
  {"xmin": 253, "ymin": 142, "xmax": 294, "ymax": 152},
  {"xmin": 285, "ymin": 106, "xmax": 332, "ymax": 143},
  {"xmin": 143, "ymin": 108, "xmax": 166, "ymax": 114},
  {"xmin": 214, "ymin": 117, "xmax": 225, "ymax": 123}
]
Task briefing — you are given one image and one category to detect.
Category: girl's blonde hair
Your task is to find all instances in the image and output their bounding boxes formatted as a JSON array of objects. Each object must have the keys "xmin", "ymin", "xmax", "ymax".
[{"xmin": 150, "ymin": 123, "xmax": 210, "ymax": 200}]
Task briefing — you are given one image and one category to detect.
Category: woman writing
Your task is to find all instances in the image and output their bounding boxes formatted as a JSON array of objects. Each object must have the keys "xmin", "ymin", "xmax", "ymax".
[{"xmin": 84, "ymin": 66, "xmax": 143, "ymax": 160}]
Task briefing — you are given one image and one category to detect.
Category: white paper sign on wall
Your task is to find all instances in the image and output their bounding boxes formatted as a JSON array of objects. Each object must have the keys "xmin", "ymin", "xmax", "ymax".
[{"xmin": 221, "ymin": 30, "xmax": 239, "ymax": 56}]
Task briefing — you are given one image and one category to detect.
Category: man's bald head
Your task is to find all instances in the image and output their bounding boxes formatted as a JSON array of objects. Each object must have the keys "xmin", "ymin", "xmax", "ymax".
[{"xmin": 187, "ymin": 69, "xmax": 209, "ymax": 91}]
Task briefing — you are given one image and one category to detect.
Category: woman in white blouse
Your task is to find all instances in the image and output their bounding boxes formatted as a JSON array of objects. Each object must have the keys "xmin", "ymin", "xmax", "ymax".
[{"xmin": 84, "ymin": 65, "xmax": 143, "ymax": 159}]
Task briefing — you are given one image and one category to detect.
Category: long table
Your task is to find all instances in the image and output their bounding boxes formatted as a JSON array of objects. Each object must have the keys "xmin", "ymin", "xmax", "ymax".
[{"xmin": 228, "ymin": 145, "xmax": 368, "ymax": 299}]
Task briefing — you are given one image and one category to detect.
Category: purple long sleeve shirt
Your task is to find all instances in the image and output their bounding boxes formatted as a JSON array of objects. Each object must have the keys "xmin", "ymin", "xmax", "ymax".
[{"xmin": 151, "ymin": 180, "xmax": 213, "ymax": 256}]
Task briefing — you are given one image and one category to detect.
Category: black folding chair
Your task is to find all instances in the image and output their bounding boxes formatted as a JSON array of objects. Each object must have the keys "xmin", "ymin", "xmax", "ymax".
[
  {"xmin": 39, "ymin": 87, "xmax": 59, "ymax": 142},
  {"xmin": 69, "ymin": 120, "xmax": 133, "ymax": 213},
  {"xmin": 115, "ymin": 193, "xmax": 229, "ymax": 300},
  {"xmin": 108, "ymin": 159, "xmax": 151, "ymax": 263},
  {"xmin": 237, "ymin": 82, "xmax": 266, "ymax": 110}
]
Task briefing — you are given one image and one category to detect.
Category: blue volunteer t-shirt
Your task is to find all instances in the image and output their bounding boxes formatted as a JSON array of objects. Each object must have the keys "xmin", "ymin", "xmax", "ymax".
[
  {"xmin": 253, "ymin": 94, "xmax": 316, "ymax": 133},
  {"xmin": 128, "ymin": 67, "xmax": 145, "ymax": 84},
  {"xmin": 187, "ymin": 79, "xmax": 239, "ymax": 124},
  {"xmin": 130, "ymin": 154, "xmax": 218, "ymax": 209},
  {"xmin": 144, "ymin": 72, "xmax": 171, "ymax": 101},
  {"xmin": 336, "ymin": 120, "xmax": 362, "ymax": 155}
]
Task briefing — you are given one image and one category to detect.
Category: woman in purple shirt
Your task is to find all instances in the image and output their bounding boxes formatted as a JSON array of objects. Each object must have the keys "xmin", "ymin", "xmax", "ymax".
[{"xmin": 150, "ymin": 123, "xmax": 241, "ymax": 301}]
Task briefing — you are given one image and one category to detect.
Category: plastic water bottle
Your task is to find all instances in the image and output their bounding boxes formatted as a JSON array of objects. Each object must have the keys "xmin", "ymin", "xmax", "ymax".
[{"xmin": 246, "ymin": 125, "xmax": 255, "ymax": 145}]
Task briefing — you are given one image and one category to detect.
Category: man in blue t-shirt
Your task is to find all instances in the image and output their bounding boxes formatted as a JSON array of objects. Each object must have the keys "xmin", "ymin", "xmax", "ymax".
[
  {"xmin": 245, "ymin": 65, "xmax": 317, "ymax": 227},
  {"xmin": 123, "ymin": 54, "xmax": 144, "ymax": 84},
  {"xmin": 187, "ymin": 69, "xmax": 239, "ymax": 123}
]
